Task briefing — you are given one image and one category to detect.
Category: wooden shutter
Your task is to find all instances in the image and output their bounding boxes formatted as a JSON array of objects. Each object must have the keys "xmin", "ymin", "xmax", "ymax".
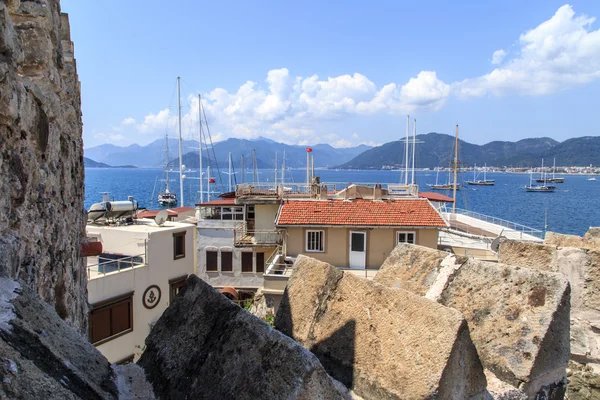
[
  {"xmin": 241, "ymin": 252, "xmax": 253, "ymax": 273},
  {"xmin": 221, "ymin": 251, "xmax": 233, "ymax": 272},
  {"xmin": 256, "ymin": 252, "xmax": 265, "ymax": 273}
]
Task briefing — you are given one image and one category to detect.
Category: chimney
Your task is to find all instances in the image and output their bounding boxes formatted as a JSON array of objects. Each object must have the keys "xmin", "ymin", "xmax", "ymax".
[{"xmin": 319, "ymin": 184, "xmax": 327, "ymax": 200}]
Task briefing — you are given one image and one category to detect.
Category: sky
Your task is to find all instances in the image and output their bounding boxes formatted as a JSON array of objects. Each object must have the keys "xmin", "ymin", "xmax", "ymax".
[{"xmin": 60, "ymin": 1, "xmax": 600, "ymax": 149}]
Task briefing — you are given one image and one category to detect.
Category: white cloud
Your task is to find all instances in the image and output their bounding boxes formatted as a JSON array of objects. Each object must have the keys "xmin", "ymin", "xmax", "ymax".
[
  {"xmin": 491, "ymin": 49, "xmax": 507, "ymax": 65},
  {"xmin": 456, "ymin": 4, "xmax": 600, "ymax": 97},
  {"xmin": 121, "ymin": 117, "xmax": 136, "ymax": 125}
]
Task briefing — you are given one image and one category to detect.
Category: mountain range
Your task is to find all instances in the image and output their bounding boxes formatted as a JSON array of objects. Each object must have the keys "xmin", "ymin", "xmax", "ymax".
[
  {"xmin": 335, "ymin": 133, "xmax": 600, "ymax": 169},
  {"xmin": 84, "ymin": 137, "xmax": 371, "ymax": 169},
  {"xmin": 83, "ymin": 157, "xmax": 136, "ymax": 168}
]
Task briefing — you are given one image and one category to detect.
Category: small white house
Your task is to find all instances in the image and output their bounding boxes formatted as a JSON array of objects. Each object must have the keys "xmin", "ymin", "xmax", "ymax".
[{"xmin": 86, "ymin": 218, "xmax": 196, "ymax": 364}]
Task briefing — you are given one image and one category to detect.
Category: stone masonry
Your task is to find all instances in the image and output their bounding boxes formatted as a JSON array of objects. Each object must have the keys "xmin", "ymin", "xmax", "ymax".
[{"xmin": 0, "ymin": 0, "xmax": 87, "ymax": 333}]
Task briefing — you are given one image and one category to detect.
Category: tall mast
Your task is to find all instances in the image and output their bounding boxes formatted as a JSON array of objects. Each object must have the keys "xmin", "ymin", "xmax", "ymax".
[
  {"xmin": 306, "ymin": 150, "xmax": 310, "ymax": 185},
  {"xmin": 228, "ymin": 152, "xmax": 232, "ymax": 192},
  {"xmin": 311, "ymin": 154, "xmax": 315, "ymax": 181},
  {"xmin": 177, "ymin": 77, "xmax": 184, "ymax": 207},
  {"xmin": 411, "ymin": 118, "xmax": 416, "ymax": 184},
  {"xmin": 541, "ymin": 158, "xmax": 544, "ymax": 181},
  {"xmin": 281, "ymin": 150, "xmax": 285, "ymax": 184},
  {"xmin": 241, "ymin": 154, "xmax": 245, "ymax": 183},
  {"xmin": 553, "ymin": 158, "xmax": 556, "ymax": 179},
  {"xmin": 198, "ymin": 94, "xmax": 203, "ymax": 204},
  {"xmin": 165, "ymin": 134, "xmax": 170, "ymax": 192},
  {"xmin": 405, "ymin": 115, "xmax": 409, "ymax": 185},
  {"xmin": 452, "ymin": 125, "xmax": 459, "ymax": 213},
  {"xmin": 253, "ymin": 149, "xmax": 258, "ymax": 183},
  {"xmin": 274, "ymin": 151, "xmax": 278, "ymax": 186},
  {"xmin": 207, "ymin": 165, "xmax": 211, "ymax": 202}
]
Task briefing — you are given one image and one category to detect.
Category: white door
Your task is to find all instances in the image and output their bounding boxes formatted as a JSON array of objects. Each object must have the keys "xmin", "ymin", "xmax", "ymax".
[{"xmin": 349, "ymin": 231, "xmax": 366, "ymax": 269}]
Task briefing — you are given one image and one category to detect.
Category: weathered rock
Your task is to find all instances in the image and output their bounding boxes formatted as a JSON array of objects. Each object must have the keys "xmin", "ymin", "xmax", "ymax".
[
  {"xmin": 499, "ymin": 239, "xmax": 600, "ymax": 370},
  {"xmin": 276, "ymin": 255, "xmax": 488, "ymax": 399},
  {"xmin": 585, "ymin": 227, "xmax": 600, "ymax": 240},
  {"xmin": 0, "ymin": 0, "xmax": 87, "ymax": 333},
  {"xmin": 376, "ymin": 244, "xmax": 571, "ymax": 397},
  {"xmin": 545, "ymin": 230, "xmax": 600, "ymax": 252},
  {"xmin": 374, "ymin": 243, "xmax": 462, "ymax": 296},
  {"xmin": 0, "ymin": 277, "xmax": 120, "ymax": 399},
  {"xmin": 566, "ymin": 361, "xmax": 600, "ymax": 400},
  {"xmin": 138, "ymin": 274, "xmax": 349, "ymax": 400}
]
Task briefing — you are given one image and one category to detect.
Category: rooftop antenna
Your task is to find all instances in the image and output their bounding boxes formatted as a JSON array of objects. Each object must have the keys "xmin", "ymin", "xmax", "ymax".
[{"xmin": 452, "ymin": 124, "xmax": 459, "ymax": 213}]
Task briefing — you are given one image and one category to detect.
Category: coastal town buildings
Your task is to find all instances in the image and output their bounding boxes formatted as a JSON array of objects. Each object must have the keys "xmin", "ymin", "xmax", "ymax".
[{"xmin": 86, "ymin": 216, "xmax": 196, "ymax": 364}]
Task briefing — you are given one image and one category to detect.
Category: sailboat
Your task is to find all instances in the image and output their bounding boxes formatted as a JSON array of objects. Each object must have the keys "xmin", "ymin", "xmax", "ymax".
[
  {"xmin": 157, "ymin": 134, "xmax": 177, "ymax": 206},
  {"xmin": 535, "ymin": 158, "xmax": 564, "ymax": 183},
  {"xmin": 427, "ymin": 132, "xmax": 461, "ymax": 191},
  {"xmin": 467, "ymin": 163, "xmax": 495, "ymax": 186},
  {"xmin": 428, "ymin": 167, "xmax": 454, "ymax": 190},
  {"xmin": 526, "ymin": 160, "xmax": 555, "ymax": 192}
]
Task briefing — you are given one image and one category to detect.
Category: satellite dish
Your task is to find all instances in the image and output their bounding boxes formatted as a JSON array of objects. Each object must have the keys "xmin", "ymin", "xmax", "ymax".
[
  {"xmin": 155, "ymin": 210, "xmax": 168, "ymax": 226},
  {"xmin": 490, "ymin": 236, "xmax": 505, "ymax": 253}
]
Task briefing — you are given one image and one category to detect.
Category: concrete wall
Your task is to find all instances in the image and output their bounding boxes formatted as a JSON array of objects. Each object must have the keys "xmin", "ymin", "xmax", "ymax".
[
  {"xmin": 197, "ymin": 225, "xmax": 277, "ymax": 289},
  {"xmin": 87, "ymin": 222, "xmax": 195, "ymax": 363},
  {"xmin": 254, "ymin": 204, "xmax": 280, "ymax": 231},
  {"xmin": 285, "ymin": 227, "xmax": 439, "ymax": 269}
]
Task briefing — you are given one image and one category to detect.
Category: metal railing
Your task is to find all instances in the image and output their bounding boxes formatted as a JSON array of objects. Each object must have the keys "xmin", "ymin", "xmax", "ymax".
[
  {"xmin": 265, "ymin": 252, "xmax": 296, "ymax": 276},
  {"xmin": 235, "ymin": 183, "xmax": 337, "ymax": 200},
  {"xmin": 87, "ymin": 253, "xmax": 146, "ymax": 278},
  {"xmin": 233, "ymin": 222, "xmax": 283, "ymax": 246},
  {"xmin": 444, "ymin": 208, "xmax": 544, "ymax": 239}
]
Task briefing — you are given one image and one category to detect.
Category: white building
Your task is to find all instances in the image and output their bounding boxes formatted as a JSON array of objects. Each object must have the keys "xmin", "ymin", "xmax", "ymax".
[{"xmin": 86, "ymin": 218, "xmax": 196, "ymax": 364}]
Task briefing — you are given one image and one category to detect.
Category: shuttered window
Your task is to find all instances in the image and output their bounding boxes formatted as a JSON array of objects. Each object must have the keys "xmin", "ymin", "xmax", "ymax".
[
  {"xmin": 169, "ymin": 275, "xmax": 188, "ymax": 303},
  {"xmin": 173, "ymin": 231, "xmax": 186, "ymax": 260},
  {"xmin": 89, "ymin": 292, "xmax": 133, "ymax": 345},
  {"xmin": 256, "ymin": 252, "xmax": 265, "ymax": 273},
  {"xmin": 241, "ymin": 252, "xmax": 253, "ymax": 273},
  {"xmin": 206, "ymin": 251, "xmax": 218, "ymax": 271},
  {"xmin": 221, "ymin": 251, "xmax": 233, "ymax": 272}
]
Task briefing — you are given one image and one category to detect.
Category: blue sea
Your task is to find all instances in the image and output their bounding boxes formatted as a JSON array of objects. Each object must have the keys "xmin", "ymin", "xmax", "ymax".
[{"xmin": 85, "ymin": 168, "xmax": 600, "ymax": 236}]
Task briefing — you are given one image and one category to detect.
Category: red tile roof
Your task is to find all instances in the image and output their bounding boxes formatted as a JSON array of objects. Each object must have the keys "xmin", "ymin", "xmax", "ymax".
[
  {"xmin": 136, "ymin": 206, "xmax": 195, "ymax": 219},
  {"xmin": 276, "ymin": 199, "xmax": 447, "ymax": 227},
  {"xmin": 196, "ymin": 199, "xmax": 236, "ymax": 206},
  {"xmin": 418, "ymin": 192, "xmax": 454, "ymax": 203}
]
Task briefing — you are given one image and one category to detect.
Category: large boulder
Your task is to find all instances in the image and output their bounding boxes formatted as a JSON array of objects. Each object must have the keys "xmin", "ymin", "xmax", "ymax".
[
  {"xmin": 0, "ymin": 277, "xmax": 153, "ymax": 399},
  {"xmin": 137, "ymin": 274, "xmax": 349, "ymax": 400},
  {"xmin": 275, "ymin": 255, "xmax": 488, "ymax": 399},
  {"xmin": 376, "ymin": 244, "xmax": 571, "ymax": 397}
]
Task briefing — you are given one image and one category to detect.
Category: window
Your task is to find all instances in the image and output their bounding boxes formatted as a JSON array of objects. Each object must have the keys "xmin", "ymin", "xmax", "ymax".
[
  {"xmin": 206, "ymin": 250, "xmax": 218, "ymax": 271},
  {"xmin": 169, "ymin": 275, "xmax": 188, "ymax": 303},
  {"xmin": 256, "ymin": 252, "xmax": 265, "ymax": 273},
  {"xmin": 222, "ymin": 207, "xmax": 244, "ymax": 221},
  {"xmin": 241, "ymin": 252, "xmax": 253, "ymax": 273},
  {"xmin": 173, "ymin": 231, "xmax": 186, "ymax": 260},
  {"xmin": 221, "ymin": 251, "xmax": 233, "ymax": 272},
  {"xmin": 247, "ymin": 205, "xmax": 255, "ymax": 219},
  {"xmin": 306, "ymin": 230, "xmax": 324, "ymax": 252},
  {"xmin": 396, "ymin": 231, "xmax": 415, "ymax": 245},
  {"xmin": 89, "ymin": 292, "xmax": 133, "ymax": 345}
]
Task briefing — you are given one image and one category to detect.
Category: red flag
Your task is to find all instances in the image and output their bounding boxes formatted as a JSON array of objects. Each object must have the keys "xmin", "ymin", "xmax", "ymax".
[
  {"xmin": 209, "ymin": 178, "xmax": 216, "ymax": 183},
  {"xmin": 306, "ymin": 147, "xmax": 313, "ymax": 153}
]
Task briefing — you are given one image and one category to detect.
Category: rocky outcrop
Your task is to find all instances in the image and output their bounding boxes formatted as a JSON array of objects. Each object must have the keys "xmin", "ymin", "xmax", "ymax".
[
  {"xmin": 138, "ymin": 274, "xmax": 350, "ymax": 399},
  {"xmin": 0, "ymin": 0, "xmax": 87, "ymax": 333},
  {"xmin": 0, "ymin": 276, "xmax": 153, "ymax": 399},
  {"xmin": 376, "ymin": 244, "xmax": 571, "ymax": 398},
  {"xmin": 545, "ymin": 228, "xmax": 600, "ymax": 251},
  {"xmin": 275, "ymin": 255, "xmax": 488, "ymax": 399}
]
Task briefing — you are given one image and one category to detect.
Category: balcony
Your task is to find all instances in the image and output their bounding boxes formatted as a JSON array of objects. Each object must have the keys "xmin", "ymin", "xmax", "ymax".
[
  {"xmin": 233, "ymin": 222, "xmax": 283, "ymax": 247},
  {"xmin": 87, "ymin": 252, "xmax": 146, "ymax": 280}
]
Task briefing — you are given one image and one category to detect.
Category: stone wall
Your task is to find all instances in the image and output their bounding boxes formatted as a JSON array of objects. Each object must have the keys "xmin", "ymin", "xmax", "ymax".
[{"xmin": 0, "ymin": 0, "xmax": 86, "ymax": 333}]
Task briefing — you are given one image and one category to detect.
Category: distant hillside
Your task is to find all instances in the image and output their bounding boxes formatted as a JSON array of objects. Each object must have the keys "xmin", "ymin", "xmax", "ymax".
[
  {"xmin": 335, "ymin": 133, "xmax": 599, "ymax": 168},
  {"xmin": 83, "ymin": 157, "xmax": 136, "ymax": 168},
  {"xmin": 85, "ymin": 138, "xmax": 371, "ymax": 169}
]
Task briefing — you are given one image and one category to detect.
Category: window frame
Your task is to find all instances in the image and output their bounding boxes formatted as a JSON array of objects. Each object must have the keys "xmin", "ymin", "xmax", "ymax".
[
  {"xmin": 396, "ymin": 231, "xmax": 416, "ymax": 245},
  {"xmin": 89, "ymin": 291, "xmax": 134, "ymax": 346},
  {"xmin": 256, "ymin": 252, "xmax": 265, "ymax": 274},
  {"xmin": 169, "ymin": 275, "xmax": 188, "ymax": 303},
  {"xmin": 306, "ymin": 230, "xmax": 325, "ymax": 253},
  {"xmin": 206, "ymin": 250, "xmax": 218, "ymax": 272},
  {"xmin": 173, "ymin": 231, "xmax": 186, "ymax": 260},
  {"xmin": 241, "ymin": 251, "xmax": 254, "ymax": 273},
  {"xmin": 220, "ymin": 250, "xmax": 233, "ymax": 272}
]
